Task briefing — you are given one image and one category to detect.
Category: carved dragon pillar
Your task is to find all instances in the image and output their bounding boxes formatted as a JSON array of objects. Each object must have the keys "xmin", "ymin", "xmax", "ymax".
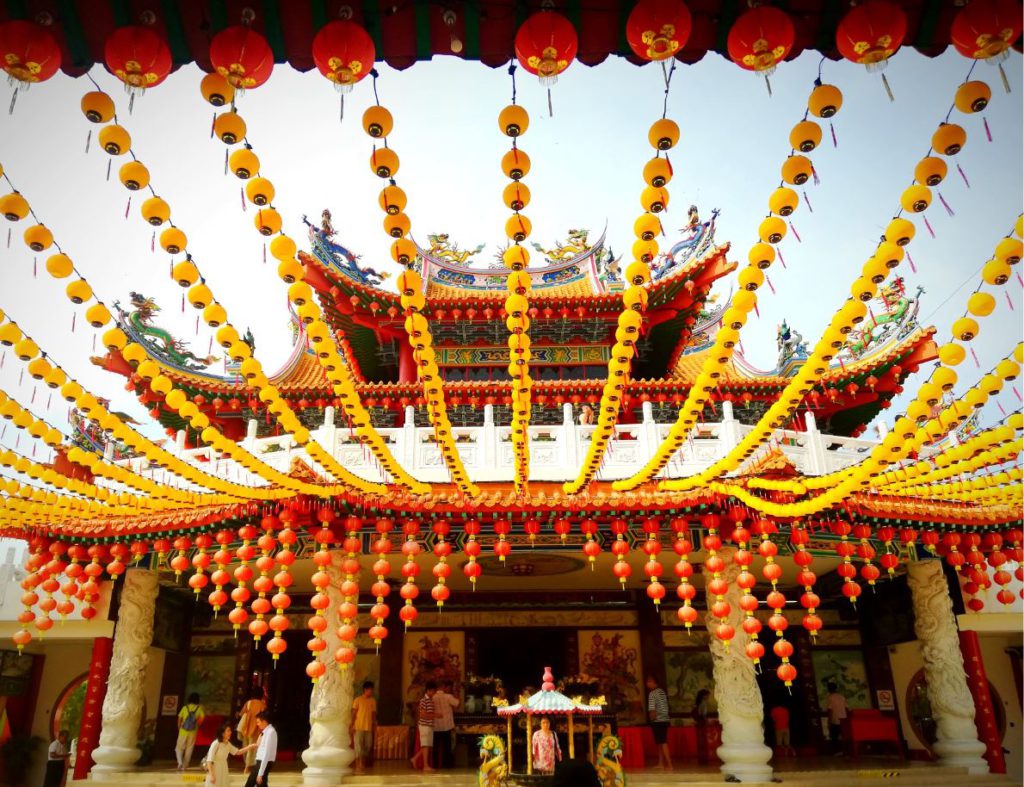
[
  {"xmin": 907, "ymin": 559, "xmax": 988, "ymax": 774},
  {"xmin": 702, "ymin": 546, "xmax": 773, "ymax": 782},
  {"xmin": 302, "ymin": 550, "xmax": 356, "ymax": 785},
  {"xmin": 90, "ymin": 568, "xmax": 158, "ymax": 774}
]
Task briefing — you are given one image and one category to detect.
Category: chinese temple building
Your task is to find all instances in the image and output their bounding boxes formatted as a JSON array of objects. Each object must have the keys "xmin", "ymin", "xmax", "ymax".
[{"xmin": 0, "ymin": 3, "xmax": 1021, "ymax": 787}]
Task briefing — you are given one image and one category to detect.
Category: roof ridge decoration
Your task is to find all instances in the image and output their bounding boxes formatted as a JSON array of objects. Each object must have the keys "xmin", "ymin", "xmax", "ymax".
[
  {"xmin": 304, "ymin": 212, "xmax": 390, "ymax": 287},
  {"xmin": 114, "ymin": 292, "xmax": 223, "ymax": 373}
]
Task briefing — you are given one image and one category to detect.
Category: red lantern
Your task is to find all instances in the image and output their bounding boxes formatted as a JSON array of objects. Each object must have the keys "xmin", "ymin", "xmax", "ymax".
[
  {"xmin": 209, "ymin": 26, "xmax": 274, "ymax": 91},
  {"xmin": 104, "ymin": 26, "xmax": 172, "ymax": 95},
  {"xmin": 0, "ymin": 20, "xmax": 60, "ymax": 88},
  {"xmin": 835, "ymin": 1, "xmax": 906, "ymax": 71},
  {"xmin": 951, "ymin": 0, "xmax": 1023, "ymax": 63},
  {"xmin": 312, "ymin": 20, "xmax": 375, "ymax": 92},
  {"xmin": 626, "ymin": 0, "xmax": 693, "ymax": 62},
  {"xmin": 514, "ymin": 11, "xmax": 578, "ymax": 86},
  {"xmin": 727, "ymin": 6, "xmax": 795, "ymax": 76}
]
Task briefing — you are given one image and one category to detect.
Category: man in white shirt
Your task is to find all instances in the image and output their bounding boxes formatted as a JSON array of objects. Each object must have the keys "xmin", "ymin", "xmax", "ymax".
[
  {"xmin": 431, "ymin": 680, "xmax": 460, "ymax": 769},
  {"xmin": 242, "ymin": 711, "xmax": 277, "ymax": 786}
]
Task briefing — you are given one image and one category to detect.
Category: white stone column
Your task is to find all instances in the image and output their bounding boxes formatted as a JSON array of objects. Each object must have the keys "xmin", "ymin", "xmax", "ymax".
[
  {"xmin": 91, "ymin": 568, "xmax": 158, "ymax": 774},
  {"xmin": 702, "ymin": 547, "xmax": 773, "ymax": 783},
  {"xmin": 907, "ymin": 559, "xmax": 988, "ymax": 774},
  {"xmin": 302, "ymin": 551, "xmax": 356, "ymax": 785}
]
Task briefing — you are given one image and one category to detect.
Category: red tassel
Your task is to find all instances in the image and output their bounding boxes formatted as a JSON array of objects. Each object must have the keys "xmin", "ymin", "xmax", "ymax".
[
  {"xmin": 263, "ymin": 244, "xmax": 267, "ymax": 264},
  {"xmin": 766, "ymin": 275, "xmax": 775, "ymax": 294},
  {"xmin": 970, "ymin": 346, "xmax": 980, "ymax": 368},
  {"xmin": 997, "ymin": 401, "xmax": 1007, "ymax": 416},
  {"xmin": 923, "ymin": 216, "xmax": 935, "ymax": 238},
  {"xmin": 1015, "ymin": 387, "xmax": 1022, "ymax": 403},
  {"xmin": 906, "ymin": 251, "xmax": 917, "ymax": 273},
  {"xmin": 125, "ymin": 196, "xmax": 131, "ymax": 219},
  {"xmin": 788, "ymin": 221, "xmax": 801, "ymax": 242},
  {"xmin": 151, "ymin": 232, "xmax": 155, "ymax": 252},
  {"xmin": 812, "ymin": 166, "xmax": 820, "ymax": 186},
  {"xmin": 778, "ymin": 248, "xmax": 787, "ymax": 268},
  {"xmin": 754, "ymin": 302, "xmax": 760, "ymax": 318},
  {"xmin": 1005, "ymin": 291, "xmax": 1015, "ymax": 312},
  {"xmin": 241, "ymin": 187, "xmax": 247, "ymax": 212},
  {"xmin": 938, "ymin": 192, "xmax": 955, "ymax": 216},
  {"xmin": 181, "ymin": 294, "xmax": 185, "ymax": 313},
  {"xmin": 195, "ymin": 316, "xmax": 200, "ymax": 335},
  {"xmin": 803, "ymin": 190, "xmax": 813, "ymax": 212},
  {"xmin": 33, "ymin": 258, "xmax": 36, "ymax": 278},
  {"xmin": 210, "ymin": 112, "xmax": 216, "ymax": 138},
  {"xmin": 957, "ymin": 162, "xmax": 970, "ymax": 188},
  {"xmin": 984, "ymin": 117, "xmax": 993, "ymax": 142}
]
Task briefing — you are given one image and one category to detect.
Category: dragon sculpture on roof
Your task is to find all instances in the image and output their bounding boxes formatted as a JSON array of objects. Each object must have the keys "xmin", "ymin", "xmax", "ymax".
[
  {"xmin": 531, "ymin": 228, "xmax": 592, "ymax": 262},
  {"xmin": 113, "ymin": 293, "xmax": 218, "ymax": 371},
  {"xmin": 426, "ymin": 233, "xmax": 485, "ymax": 264}
]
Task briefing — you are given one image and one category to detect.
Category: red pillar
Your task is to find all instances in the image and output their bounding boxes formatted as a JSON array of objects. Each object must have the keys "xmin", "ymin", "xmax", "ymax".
[
  {"xmin": 398, "ymin": 340, "xmax": 416, "ymax": 384},
  {"xmin": 74, "ymin": 636, "xmax": 113, "ymax": 780},
  {"xmin": 959, "ymin": 630, "xmax": 1006, "ymax": 774}
]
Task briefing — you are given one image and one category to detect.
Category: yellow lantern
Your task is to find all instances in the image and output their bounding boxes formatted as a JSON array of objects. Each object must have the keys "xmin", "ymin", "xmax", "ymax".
[
  {"xmin": 254, "ymin": 208, "xmax": 282, "ymax": 236},
  {"xmin": 738, "ymin": 266, "xmax": 764, "ymax": 291},
  {"xmin": 0, "ymin": 192, "xmax": 29, "ymax": 222},
  {"xmin": 85, "ymin": 303, "xmax": 111, "ymax": 328},
  {"xmin": 851, "ymin": 277, "xmax": 877, "ymax": 302},
  {"xmin": 789, "ymin": 120, "xmax": 822, "ymax": 152},
  {"xmin": 874, "ymin": 241, "xmax": 904, "ymax": 270},
  {"xmin": 160, "ymin": 227, "xmax": 187, "ymax": 254},
  {"xmin": 758, "ymin": 216, "xmax": 787, "ymax": 244},
  {"xmin": 288, "ymin": 281, "xmax": 313, "ymax": 307},
  {"xmin": 900, "ymin": 184, "xmax": 931, "ymax": 213},
  {"xmin": 885, "ymin": 218, "xmax": 915, "ymax": 247},
  {"xmin": 768, "ymin": 187, "xmax": 798, "ymax": 217},
  {"xmin": 103, "ymin": 327, "xmax": 128, "ymax": 351},
  {"xmin": 172, "ymin": 259, "xmax": 200, "ymax": 287},
  {"xmin": 383, "ymin": 212, "xmax": 410, "ymax": 238},
  {"xmin": 623, "ymin": 287, "xmax": 648, "ymax": 311},
  {"xmin": 995, "ymin": 237, "xmax": 1022, "ymax": 266},
  {"xmin": 967, "ymin": 292, "xmax": 996, "ymax": 317},
  {"xmin": 931, "ymin": 123, "xmax": 966, "ymax": 156},
  {"xmin": 141, "ymin": 196, "xmax": 170, "ymax": 226},
  {"xmin": 201, "ymin": 73, "xmax": 235, "ymax": 106},
  {"xmin": 996, "ymin": 359, "xmax": 1020, "ymax": 381},
  {"xmin": 118, "ymin": 161, "xmax": 150, "ymax": 191},
  {"xmin": 642, "ymin": 157, "xmax": 672, "ymax": 188},
  {"xmin": 498, "ymin": 104, "xmax": 529, "ymax": 137},
  {"xmin": 391, "ymin": 238, "xmax": 416, "ymax": 265},
  {"xmin": 362, "ymin": 105, "xmax": 393, "ymax": 138},
  {"xmin": 370, "ymin": 148, "xmax": 399, "ymax": 178},
  {"xmin": 914, "ymin": 157, "xmax": 947, "ymax": 187},
  {"xmin": 634, "ymin": 213, "xmax": 661, "ymax": 241},
  {"xmin": 503, "ymin": 245, "xmax": 530, "ymax": 269},
  {"xmin": 120, "ymin": 343, "xmax": 146, "ymax": 366},
  {"xmin": 214, "ymin": 111, "xmax": 246, "ymax": 144},
  {"xmin": 187, "ymin": 283, "xmax": 213, "ymax": 310},
  {"xmin": 781, "ymin": 155, "xmax": 812, "ymax": 186},
  {"xmin": 277, "ymin": 257, "xmax": 303, "ymax": 284},
  {"xmin": 932, "ymin": 367, "xmax": 957, "ymax": 391},
  {"xmin": 938, "ymin": 343, "xmax": 966, "ymax": 366},
  {"xmin": 229, "ymin": 149, "xmax": 260, "ymax": 179},
  {"xmin": 624, "ymin": 261, "xmax": 651, "ymax": 286},
  {"xmin": 808, "ymin": 84, "xmax": 842, "ymax": 118},
  {"xmin": 955, "ymin": 81, "xmax": 992, "ymax": 114},
  {"xmin": 862, "ymin": 257, "xmax": 888, "ymax": 284},
  {"xmin": 81, "ymin": 91, "xmax": 115, "ymax": 123},
  {"xmin": 907, "ymin": 400, "xmax": 930, "ymax": 423},
  {"xmin": 245, "ymin": 177, "xmax": 274, "ymax": 206},
  {"xmin": 150, "ymin": 375, "xmax": 172, "ymax": 396},
  {"xmin": 268, "ymin": 235, "xmax": 296, "ymax": 261},
  {"xmin": 982, "ymin": 258, "xmax": 1011, "ymax": 285},
  {"xmin": 66, "ymin": 279, "xmax": 92, "ymax": 304},
  {"xmin": 951, "ymin": 316, "xmax": 979, "ymax": 341},
  {"xmin": 648, "ymin": 118, "xmax": 680, "ymax": 150},
  {"xmin": 216, "ymin": 325, "xmax": 239, "ymax": 349},
  {"xmin": 203, "ymin": 303, "xmax": 227, "ymax": 327},
  {"xmin": 13, "ymin": 338, "xmax": 37, "ymax": 361},
  {"xmin": 501, "ymin": 148, "xmax": 531, "ymax": 181},
  {"xmin": 632, "ymin": 238, "xmax": 658, "ymax": 263},
  {"xmin": 43, "ymin": 367, "xmax": 66, "ymax": 389},
  {"xmin": 98, "ymin": 125, "xmax": 131, "ymax": 155},
  {"xmin": 379, "ymin": 184, "xmax": 407, "ymax": 215},
  {"xmin": 749, "ymin": 243, "xmax": 775, "ymax": 269},
  {"xmin": 503, "ymin": 182, "xmax": 531, "ymax": 211},
  {"xmin": 22, "ymin": 224, "xmax": 52, "ymax": 252},
  {"xmin": 640, "ymin": 186, "xmax": 669, "ymax": 213}
]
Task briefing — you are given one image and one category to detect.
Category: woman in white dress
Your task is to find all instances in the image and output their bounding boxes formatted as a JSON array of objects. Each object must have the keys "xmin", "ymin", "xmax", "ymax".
[{"xmin": 204, "ymin": 723, "xmax": 241, "ymax": 786}]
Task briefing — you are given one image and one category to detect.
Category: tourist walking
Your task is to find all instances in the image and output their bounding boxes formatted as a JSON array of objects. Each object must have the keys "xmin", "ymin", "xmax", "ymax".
[
  {"xmin": 237, "ymin": 687, "xmax": 266, "ymax": 775},
  {"xmin": 432, "ymin": 679, "xmax": 460, "ymax": 769},
  {"xmin": 241, "ymin": 711, "xmax": 276, "ymax": 786},
  {"xmin": 203, "ymin": 723, "xmax": 241, "ymax": 786},
  {"xmin": 43, "ymin": 730, "xmax": 70, "ymax": 787},
  {"xmin": 351, "ymin": 680, "xmax": 377, "ymax": 773},
  {"xmin": 770, "ymin": 703, "xmax": 795, "ymax": 757},
  {"xmin": 175, "ymin": 693, "xmax": 206, "ymax": 771},
  {"xmin": 646, "ymin": 676, "xmax": 672, "ymax": 770},
  {"xmin": 826, "ymin": 682, "xmax": 848, "ymax": 754},
  {"xmin": 409, "ymin": 681, "xmax": 437, "ymax": 772},
  {"xmin": 532, "ymin": 716, "xmax": 562, "ymax": 775},
  {"xmin": 694, "ymin": 688, "xmax": 711, "ymax": 765}
]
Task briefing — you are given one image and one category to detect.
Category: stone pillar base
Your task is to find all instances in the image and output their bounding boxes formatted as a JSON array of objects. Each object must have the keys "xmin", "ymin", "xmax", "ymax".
[
  {"xmin": 933, "ymin": 739, "xmax": 989, "ymax": 775},
  {"xmin": 302, "ymin": 744, "xmax": 353, "ymax": 785},
  {"xmin": 718, "ymin": 742, "xmax": 774, "ymax": 783},
  {"xmin": 88, "ymin": 745, "xmax": 139, "ymax": 774}
]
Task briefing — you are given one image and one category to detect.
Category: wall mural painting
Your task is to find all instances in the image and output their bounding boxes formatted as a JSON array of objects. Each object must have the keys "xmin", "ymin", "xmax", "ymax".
[
  {"xmin": 577, "ymin": 630, "xmax": 643, "ymax": 725},
  {"xmin": 812, "ymin": 649, "xmax": 871, "ymax": 710},
  {"xmin": 185, "ymin": 655, "xmax": 236, "ymax": 716},
  {"xmin": 664, "ymin": 650, "xmax": 717, "ymax": 717},
  {"xmin": 402, "ymin": 631, "xmax": 464, "ymax": 724}
]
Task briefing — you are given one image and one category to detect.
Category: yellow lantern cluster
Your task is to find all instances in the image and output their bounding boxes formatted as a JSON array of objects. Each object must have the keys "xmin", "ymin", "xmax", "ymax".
[
  {"xmin": 499, "ymin": 101, "xmax": 534, "ymax": 493},
  {"xmin": 564, "ymin": 117, "xmax": 672, "ymax": 494},
  {"xmin": 362, "ymin": 105, "xmax": 476, "ymax": 496},
  {"xmin": 615, "ymin": 83, "xmax": 843, "ymax": 493}
]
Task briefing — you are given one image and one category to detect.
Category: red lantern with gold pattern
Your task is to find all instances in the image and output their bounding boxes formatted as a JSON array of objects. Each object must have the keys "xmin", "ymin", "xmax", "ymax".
[
  {"xmin": 626, "ymin": 0, "xmax": 693, "ymax": 62},
  {"xmin": 836, "ymin": 1, "xmax": 907, "ymax": 71},
  {"xmin": 104, "ymin": 26, "xmax": 172, "ymax": 93},
  {"xmin": 312, "ymin": 20, "xmax": 375, "ymax": 93},
  {"xmin": 514, "ymin": 11, "xmax": 578, "ymax": 86},
  {"xmin": 0, "ymin": 20, "xmax": 60, "ymax": 87},
  {"xmin": 951, "ymin": 0, "xmax": 1023, "ymax": 62},
  {"xmin": 209, "ymin": 25, "xmax": 274, "ymax": 90},
  {"xmin": 726, "ymin": 6, "xmax": 795, "ymax": 76}
]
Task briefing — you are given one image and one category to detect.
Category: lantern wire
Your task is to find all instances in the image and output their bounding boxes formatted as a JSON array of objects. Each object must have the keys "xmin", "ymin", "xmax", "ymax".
[
  {"xmin": 660, "ymin": 59, "xmax": 677, "ymax": 119},
  {"xmin": 508, "ymin": 63, "xmax": 518, "ymax": 105}
]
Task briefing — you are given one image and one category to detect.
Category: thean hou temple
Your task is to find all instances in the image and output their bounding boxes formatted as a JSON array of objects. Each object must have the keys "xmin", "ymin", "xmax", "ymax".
[{"xmin": 0, "ymin": 2, "xmax": 1021, "ymax": 787}]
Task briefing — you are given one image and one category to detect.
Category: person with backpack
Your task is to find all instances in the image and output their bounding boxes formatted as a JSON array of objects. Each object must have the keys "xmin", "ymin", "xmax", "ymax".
[{"xmin": 176, "ymin": 693, "xmax": 206, "ymax": 771}]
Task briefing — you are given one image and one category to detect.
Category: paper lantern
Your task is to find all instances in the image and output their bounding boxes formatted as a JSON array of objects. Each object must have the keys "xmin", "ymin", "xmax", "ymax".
[
  {"xmin": 0, "ymin": 20, "xmax": 60, "ymax": 88},
  {"xmin": 727, "ymin": 6, "xmax": 795, "ymax": 76},
  {"xmin": 626, "ymin": 0, "xmax": 693, "ymax": 62},
  {"xmin": 312, "ymin": 20, "xmax": 375, "ymax": 92},
  {"xmin": 835, "ymin": 1, "xmax": 907, "ymax": 71},
  {"xmin": 104, "ymin": 26, "xmax": 172, "ymax": 93},
  {"xmin": 209, "ymin": 26, "xmax": 273, "ymax": 90},
  {"xmin": 951, "ymin": 0, "xmax": 1023, "ymax": 62},
  {"xmin": 514, "ymin": 11, "xmax": 578, "ymax": 86}
]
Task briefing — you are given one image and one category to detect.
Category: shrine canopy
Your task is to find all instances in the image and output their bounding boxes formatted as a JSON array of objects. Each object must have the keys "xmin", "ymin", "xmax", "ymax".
[
  {"xmin": 498, "ymin": 668, "xmax": 604, "ymax": 717},
  {"xmin": 1, "ymin": 0, "xmax": 1002, "ymax": 77}
]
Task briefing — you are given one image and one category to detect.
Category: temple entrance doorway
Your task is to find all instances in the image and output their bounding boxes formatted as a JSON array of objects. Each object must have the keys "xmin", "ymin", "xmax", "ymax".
[
  {"xmin": 473, "ymin": 628, "xmax": 570, "ymax": 701},
  {"xmin": 250, "ymin": 629, "xmax": 312, "ymax": 757}
]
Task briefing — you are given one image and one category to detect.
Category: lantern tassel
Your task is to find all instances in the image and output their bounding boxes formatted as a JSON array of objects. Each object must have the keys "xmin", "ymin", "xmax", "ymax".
[
  {"xmin": 210, "ymin": 112, "xmax": 216, "ymax": 138},
  {"xmin": 970, "ymin": 346, "xmax": 980, "ymax": 368},
  {"xmin": 938, "ymin": 192, "xmax": 955, "ymax": 216},
  {"xmin": 788, "ymin": 221, "xmax": 801, "ymax": 242},
  {"xmin": 71, "ymin": 313, "xmax": 76, "ymax": 333},
  {"xmin": 547, "ymin": 88, "xmax": 553, "ymax": 118},
  {"xmin": 8, "ymin": 88, "xmax": 17, "ymax": 115},
  {"xmin": 765, "ymin": 275, "xmax": 775, "ymax": 294},
  {"xmin": 33, "ymin": 257, "xmax": 36, "ymax": 278},
  {"xmin": 777, "ymin": 248, "xmax": 786, "ymax": 268},
  {"xmin": 340, "ymin": 94, "xmax": 345, "ymax": 122},
  {"xmin": 999, "ymin": 63, "xmax": 1010, "ymax": 93},
  {"xmin": 830, "ymin": 121, "xmax": 838, "ymax": 148},
  {"xmin": 923, "ymin": 216, "xmax": 936, "ymax": 239},
  {"xmin": 881, "ymin": 73, "xmax": 894, "ymax": 103},
  {"xmin": 5, "ymin": 228, "xmax": 9, "ymax": 248},
  {"xmin": 764, "ymin": 74, "xmax": 772, "ymax": 97},
  {"xmin": 263, "ymin": 243, "xmax": 267, "ymax": 264},
  {"xmin": 128, "ymin": 91, "xmax": 136, "ymax": 115},
  {"xmin": 151, "ymin": 231, "xmax": 155, "ymax": 252},
  {"xmin": 241, "ymin": 187, "xmax": 246, "ymax": 212},
  {"xmin": 906, "ymin": 250, "xmax": 917, "ymax": 273},
  {"xmin": 106, "ymin": 159, "xmax": 111, "ymax": 181},
  {"xmin": 983, "ymin": 117, "xmax": 993, "ymax": 142},
  {"xmin": 85, "ymin": 129, "xmax": 92, "ymax": 154},
  {"xmin": 811, "ymin": 165, "xmax": 820, "ymax": 186},
  {"xmin": 1005, "ymin": 291, "xmax": 1015, "ymax": 312},
  {"xmin": 802, "ymin": 189, "xmax": 813, "ymax": 212},
  {"xmin": 224, "ymin": 149, "xmax": 229, "ymax": 176},
  {"xmin": 957, "ymin": 162, "xmax": 971, "ymax": 188},
  {"xmin": 125, "ymin": 196, "xmax": 131, "ymax": 219}
]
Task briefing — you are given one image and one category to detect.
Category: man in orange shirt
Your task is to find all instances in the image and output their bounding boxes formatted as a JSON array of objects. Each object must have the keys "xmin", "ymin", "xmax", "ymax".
[{"xmin": 351, "ymin": 681, "xmax": 377, "ymax": 773}]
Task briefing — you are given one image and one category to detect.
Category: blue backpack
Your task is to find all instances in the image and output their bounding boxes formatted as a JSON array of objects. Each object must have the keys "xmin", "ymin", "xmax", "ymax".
[{"xmin": 182, "ymin": 705, "xmax": 200, "ymax": 732}]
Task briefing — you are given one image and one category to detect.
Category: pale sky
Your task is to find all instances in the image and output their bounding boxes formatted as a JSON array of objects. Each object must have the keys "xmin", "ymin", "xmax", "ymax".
[{"xmin": 0, "ymin": 47, "xmax": 1020, "ymax": 456}]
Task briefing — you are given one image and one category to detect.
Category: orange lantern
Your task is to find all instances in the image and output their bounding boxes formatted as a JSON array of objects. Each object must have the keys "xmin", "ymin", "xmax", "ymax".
[
  {"xmin": 835, "ymin": 1, "xmax": 907, "ymax": 71},
  {"xmin": 0, "ymin": 20, "xmax": 60, "ymax": 101},
  {"xmin": 311, "ymin": 20, "xmax": 375, "ymax": 92},
  {"xmin": 727, "ymin": 6, "xmax": 795, "ymax": 78},
  {"xmin": 514, "ymin": 11, "xmax": 578, "ymax": 86},
  {"xmin": 951, "ymin": 0, "xmax": 1023, "ymax": 63},
  {"xmin": 626, "ymin": 0, "xmax": 693, "ymax": 62},
  {"xmin": 104, "ymin": 26, "xmax": 172, "ymax": 97},
  {"xmin": 209, "ymin": 25, "xmax": 274, "ymax": 90}
]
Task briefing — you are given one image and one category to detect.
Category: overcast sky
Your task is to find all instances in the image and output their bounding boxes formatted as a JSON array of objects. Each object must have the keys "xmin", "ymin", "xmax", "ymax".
[{"xmin": 0, "ymin": 48, "xmax": 1020, "ymax": 459}]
